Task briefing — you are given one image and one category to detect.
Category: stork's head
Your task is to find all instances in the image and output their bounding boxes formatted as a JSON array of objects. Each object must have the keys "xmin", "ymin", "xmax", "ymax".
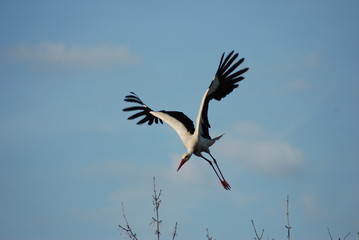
[{"xmin": 177, "ymin": 153, "xmax": 192, "ymax": 171}]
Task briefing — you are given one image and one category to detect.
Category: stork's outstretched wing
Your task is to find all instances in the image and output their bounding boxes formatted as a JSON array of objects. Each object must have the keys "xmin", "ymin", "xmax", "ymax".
[
  {"xmin": 196, "ymin": 51, "xmax": 249, "ymax": 139},
  {"xmin": 123, "ymin": 92, "xmax": 195, "ymax": 142}
]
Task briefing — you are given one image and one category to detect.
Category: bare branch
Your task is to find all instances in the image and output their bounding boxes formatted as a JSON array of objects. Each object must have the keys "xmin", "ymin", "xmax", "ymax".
[
  {"xmin": 118, "ymin": 202, "xmax": 138, "ymax": 240},
  {"xmin": 151, "ymin": 177, "xmax": 162, "ymax": 240},
  {"xmin": 327, "ymin": 227, "xmax": 351, "ymax": 240},
  {"xmin": 285, "ymin": 195, "xmax": 291, "ymax": 240},
  {"xmin": 171, "ymin": 222, "xmax": 178, "ymax": 240},
  {"xmin": 251, "ymin": 219, "xmax": 264, "ymax": 240}
]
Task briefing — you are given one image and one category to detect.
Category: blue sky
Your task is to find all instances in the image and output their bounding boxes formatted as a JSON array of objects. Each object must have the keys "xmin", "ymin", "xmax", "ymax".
[{"xmin": 1, "ymin": 1, "xmax": 358, "ymax": 239}]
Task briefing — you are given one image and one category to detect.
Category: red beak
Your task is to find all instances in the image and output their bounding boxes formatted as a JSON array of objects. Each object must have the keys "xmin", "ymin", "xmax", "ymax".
[{"xmin": 177, "ymin": 159, "xmax": 186, "ymax": 172}]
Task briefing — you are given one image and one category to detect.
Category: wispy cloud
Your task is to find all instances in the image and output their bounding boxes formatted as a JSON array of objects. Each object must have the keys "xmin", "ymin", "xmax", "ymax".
[
  {"xmin": 6, "ymin": 41, "xmax": 141, "ymax": 70},
  {"xmin": 218, "ymin": 121, "xmax": 305, "ymax": 177}
]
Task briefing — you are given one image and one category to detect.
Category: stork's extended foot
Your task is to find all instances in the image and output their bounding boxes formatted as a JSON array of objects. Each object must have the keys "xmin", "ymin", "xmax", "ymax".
[{"xmin": 221, "ymin": 180, "xmax": 231, "ymax": 190}]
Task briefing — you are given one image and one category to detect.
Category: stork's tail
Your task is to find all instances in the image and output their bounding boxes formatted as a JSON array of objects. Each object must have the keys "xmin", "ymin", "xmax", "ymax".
[
  {"xmin": 213, "ymin": 133, "xmax": 224, "ymax": 141},
  {"xmin": 209, "ymin": 133, "xmax": 224, "ymax": 147}
]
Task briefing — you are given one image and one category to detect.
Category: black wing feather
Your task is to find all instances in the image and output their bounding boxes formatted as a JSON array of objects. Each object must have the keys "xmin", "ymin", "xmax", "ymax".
[
  {"xmin": 122, "ymin": 92, "xmax": 163, "ymax": 125},
  {"xmin": 137, "ymin": 116, "xmax": 151, "ymax": 125},
  {"xmin": 127, "ymin": 111, "xmax": 146, "ymax": 120},
  {"xmin": 223, "ymin": 57, "xmax": 244, "ymax": 78},
  {"xmin": 123, "ymin": 106, "xmax": 146, "ymax": 112},
  {"xmin": 221, "ymin": 52, "xmax": 238, "ymax": 75}
]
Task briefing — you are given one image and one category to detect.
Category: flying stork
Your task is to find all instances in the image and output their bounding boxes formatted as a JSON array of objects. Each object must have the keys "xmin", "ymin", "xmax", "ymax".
[{"xmin": 123, "ymin": 51, "xmax": 249, "ymax": 190}]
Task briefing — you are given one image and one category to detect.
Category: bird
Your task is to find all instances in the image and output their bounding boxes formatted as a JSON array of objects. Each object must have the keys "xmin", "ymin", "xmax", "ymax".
[{"xmin": 123, "ymin": 51, "xmax": 249, "ymax": 190}]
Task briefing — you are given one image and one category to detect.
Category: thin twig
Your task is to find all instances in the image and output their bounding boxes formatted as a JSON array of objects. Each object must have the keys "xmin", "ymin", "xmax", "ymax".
[
  {"xmin": 328, "ymin": 228, "xmax": 351, "ymax": 240},
  {"xmin": 171, "ymin": 222, "xmax": 178, "ymax": 240},
  {"xmin": 206, "ymin": 228, "xmax": 214, "ymax": 240},
  {"xmin": 285, "ymin": 195, "xmax": 291, "ymax": 240},
  {"xmin": 343, "ymin": 232, "xmax": 351, "ymax": 240},
  {"xmin": 327, "ymin": 228, "xmax": 333, "ymax": 240},
  {"xmin": 151, "ymin": 177, "xmax": 162, "ymax": 240},
  {"xmin": 251, "ymin": 219, "xmax": 264, "ymax": 240},
  {"xmin": 118, "ymin": 202, "xmax": 138, "ymax": 240}
]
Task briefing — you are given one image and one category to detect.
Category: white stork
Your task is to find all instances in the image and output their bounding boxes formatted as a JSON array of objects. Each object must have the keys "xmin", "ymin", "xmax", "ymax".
[{"xmin": 123, "ymin": 51, "xmax": 249, "ymax": 190}]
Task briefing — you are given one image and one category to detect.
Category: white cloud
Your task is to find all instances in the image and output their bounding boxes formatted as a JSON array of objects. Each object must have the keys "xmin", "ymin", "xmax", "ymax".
[
  {"xmin": 7, "ymin": 41, "xmax": 141, "ymax": 69},
  {"xmin": 218, "ymin": 121, "xmax": 304, "ymax": 177}
]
